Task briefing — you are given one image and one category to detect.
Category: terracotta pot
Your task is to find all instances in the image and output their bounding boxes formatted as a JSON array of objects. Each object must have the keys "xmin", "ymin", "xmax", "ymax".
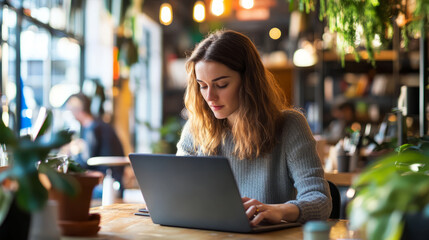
[
  {"xmin": 50, "ymin": 171, "xmax": 102, "ymax": 236},
  {"xmin": 51, "ymin": 171, "xmax": 102, "ymax": 221}
]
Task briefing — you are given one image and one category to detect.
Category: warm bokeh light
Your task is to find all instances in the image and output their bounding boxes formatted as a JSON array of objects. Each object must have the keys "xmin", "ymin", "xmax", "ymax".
[
  {"xmin": 269, "ymin": 27, "xmax": 281, "ymax": 40},
  {"xmin": 388, "ymin": 114, "xmax": 397, "ymax": 122},
  {"xmin": 239, "ymin": 0, "xmax": 254, "ymax": 9},
  {"xmin": 211, "ymin": 0, "xmax": 225, "ymax": 16},
  {"xmin": 193, "ymin": 1, "xmax": 206, "ymax": 22},
  {"xmin": 350, "ymin": 122, "xmax": 361, "ymax": 132},
  {"xmin": 159, "ymin": 3, "xmax": 173, "ymax": 26},
  {"xmin": 293, "ymin": 49, "xmax": 316, "ymax": 67},
  {"xmin": 346, "ymin": 188, "xmax": 356, "ymax": 199},
  {"xmin": 293, "ymin": 42, "xmax": 318, "ymax": 67},
  {"xmin": 372, "ymin": 34, "xmax": 382, "ymax": 48}
]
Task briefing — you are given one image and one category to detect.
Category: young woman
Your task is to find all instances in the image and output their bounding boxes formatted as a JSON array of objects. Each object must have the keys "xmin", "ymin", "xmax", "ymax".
[{"xmin": 177, "ymin": 30, "xmax": 331, "ymax": 226}]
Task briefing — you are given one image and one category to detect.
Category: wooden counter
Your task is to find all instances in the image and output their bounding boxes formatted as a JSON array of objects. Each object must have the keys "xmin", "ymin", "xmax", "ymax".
[
  {"xmin": 86, "ymin": 203, "xmax": 361, "ymax": 240},
  {"xmin": 325, "ymin": 171, "xmax": 359, "ymax": 186}
]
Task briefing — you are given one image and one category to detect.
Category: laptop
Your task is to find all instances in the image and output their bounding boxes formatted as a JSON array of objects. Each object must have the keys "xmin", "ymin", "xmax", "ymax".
[{"xmin": 128, "ymin": 153, "xmax": 301, "ymax": 233}]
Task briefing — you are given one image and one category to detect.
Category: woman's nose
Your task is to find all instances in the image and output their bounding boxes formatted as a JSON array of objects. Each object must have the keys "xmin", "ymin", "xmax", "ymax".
[{"xmin": 206, "ymin": 87, "xmax": 217, "ymax": 101}]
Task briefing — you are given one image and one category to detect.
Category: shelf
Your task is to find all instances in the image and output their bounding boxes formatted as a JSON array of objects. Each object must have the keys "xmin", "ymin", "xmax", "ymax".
[{"xmin": 323, "ymin": 50, "xmax": 398, "ymax": 62}]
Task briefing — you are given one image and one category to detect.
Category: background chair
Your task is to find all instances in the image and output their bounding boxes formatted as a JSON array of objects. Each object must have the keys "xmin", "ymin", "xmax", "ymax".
[{"xmin": 328, "ymin": 180, "xmax": 341, "ymax": 219}]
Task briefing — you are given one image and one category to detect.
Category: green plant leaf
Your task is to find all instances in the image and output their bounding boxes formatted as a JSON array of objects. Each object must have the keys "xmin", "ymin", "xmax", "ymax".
[
  {"xmin": 383, "ymin": 211, "xmax": 403, "ymax": 240},
  {"xmin": 288, "ymin": 0, "xmax": 429, "ymax": 65},
  {"xmin": 349, "ymin": 150, "xmax": 429, "ymax": 240},
  {"xmin": 67, "ymin": 159, "xmax": 86, "ymax": 173},
  {"xmin": 15, "ymin": 171, "xmax": 48, "ymax": 212},
  {"xmin": 33, "ymin": 130, "xmax": 74, "ymax": 151},
  {"xmin": 0, "ymin": 119, "xmax": 17, "ymax": 146},
  {"xmin": 38, "ymin": 164, "xmax": 78, "ymax": 197},
  {"xmin": 396, "ymin": 144, "xmax": 414, "ymax": 153}
]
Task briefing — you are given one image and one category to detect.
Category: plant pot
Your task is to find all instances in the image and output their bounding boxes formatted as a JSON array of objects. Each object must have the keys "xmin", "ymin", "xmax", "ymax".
[
  {"xmin": 50, "ymin": 171, "xmax": 102, "ymax": 236},
  {"xmin": 0, "ymin": 196, "xmax": 31, "ymax": 240},
  {"xmin": 401, "ymin": 212, "xmax": 429, "ymax": 240}
]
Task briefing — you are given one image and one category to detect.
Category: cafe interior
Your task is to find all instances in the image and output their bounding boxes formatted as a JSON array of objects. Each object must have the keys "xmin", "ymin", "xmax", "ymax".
[{"xmin": 0, "ymin": 0, "xmax": 428, "ymax": 239}]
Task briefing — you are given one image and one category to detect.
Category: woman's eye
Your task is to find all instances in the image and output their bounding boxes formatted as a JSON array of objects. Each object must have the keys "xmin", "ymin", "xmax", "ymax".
[
  {"xmin": 199, "ymin": 85, "xmax": 208, "ymax": 89},
  {"xmin": 217, "ymin": 84, "xmax": 228, "ymax": 89}
]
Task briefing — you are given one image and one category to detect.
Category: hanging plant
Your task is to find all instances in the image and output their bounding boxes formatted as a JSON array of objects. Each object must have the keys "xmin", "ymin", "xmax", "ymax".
[{"xmin": 289, "ymin": 0, "xmax": 429, "ymax": 65}]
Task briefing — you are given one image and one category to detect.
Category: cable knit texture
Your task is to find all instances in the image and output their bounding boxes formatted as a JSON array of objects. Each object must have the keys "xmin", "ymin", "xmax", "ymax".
[{"xmin": 176, "ymin": 109, "xmax": 332, "ymax": 223}]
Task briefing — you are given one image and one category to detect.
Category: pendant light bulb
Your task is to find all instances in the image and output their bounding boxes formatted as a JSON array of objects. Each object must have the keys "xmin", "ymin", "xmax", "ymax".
[
  {"xmin": 160, "ymin": 3, "xmax": 173, "ymax": 26},
  {"xmin": 193, "ymin": 1, "xmax": 206, "ymax": 22},
  {"xmin": 239, "ymin": 0, "xmax": 254, "ymax": 9},
  {"xmin": 211, "ymin": 0, "xmax": 225, "ymax": 16}
]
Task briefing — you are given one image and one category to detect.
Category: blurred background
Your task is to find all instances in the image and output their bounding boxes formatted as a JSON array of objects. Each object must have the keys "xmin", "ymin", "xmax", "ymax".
[{"xmin": 0, "ymin": 0, "xmax": 426, "ymax": 206}]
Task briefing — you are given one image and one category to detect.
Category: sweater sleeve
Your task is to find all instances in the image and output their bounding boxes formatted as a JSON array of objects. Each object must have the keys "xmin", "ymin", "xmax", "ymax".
[
  {"xmin": 282, "ymin": 110, "xmax": 332, "ymax": 223},
  {"xmin": 176, "ymin": 121, "xmax": 197, "ymax": 156}
]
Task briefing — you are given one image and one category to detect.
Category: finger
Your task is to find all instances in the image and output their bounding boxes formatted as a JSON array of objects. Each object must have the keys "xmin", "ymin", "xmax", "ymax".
[
  {"xmin": 250, "ymin": 211, "xmax": 266, "ymax": 226},
  {"xmin": 241, "ymin": 197, "xmax": 251, "ymax": 203},
  {"xmin": 243, "ymin": 199, "xmax": 260, "ymax": 210},
  {"xmin": 245, "ymin": 205, "xmax": 258, "ymax": 219}
]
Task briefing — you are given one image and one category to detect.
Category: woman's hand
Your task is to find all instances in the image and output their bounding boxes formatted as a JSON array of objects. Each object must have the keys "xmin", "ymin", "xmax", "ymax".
[{"xmin": 242, "ymin": 197, "xmax": 300, "ymax": 226}]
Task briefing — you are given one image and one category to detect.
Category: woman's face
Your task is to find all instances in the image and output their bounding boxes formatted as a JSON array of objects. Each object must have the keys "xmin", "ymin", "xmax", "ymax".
[{"xmin": 195, "ymin": 61, "xmax": 241, "ymax": 125}]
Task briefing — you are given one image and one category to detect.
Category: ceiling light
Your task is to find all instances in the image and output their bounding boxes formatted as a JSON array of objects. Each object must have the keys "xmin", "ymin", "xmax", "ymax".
[
  {"xmin": 193, "ymin": 1, "xmax": 206, "ymax": 22},
  {"xmin": 211, "ymin": 0, "xmax": 225, "ymax": 16},
  {"xmin": 159, "ymin": 3, "xmax": 173, "ymax": 26},
  {"xmin": 239, "ymin": 0, "xmax": 254, "ymax": 9}
]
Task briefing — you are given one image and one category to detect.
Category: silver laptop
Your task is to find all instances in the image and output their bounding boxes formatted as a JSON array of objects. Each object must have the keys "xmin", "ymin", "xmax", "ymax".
[{"xmin": 128, "ymin": 153, "xmax": 301, "ymax": 233}]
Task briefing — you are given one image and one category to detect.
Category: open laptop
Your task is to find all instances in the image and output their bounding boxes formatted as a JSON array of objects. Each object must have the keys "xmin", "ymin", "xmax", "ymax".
[{"xmin": 128, "ymin": 153, "xmax": 301, "ymax": 233}]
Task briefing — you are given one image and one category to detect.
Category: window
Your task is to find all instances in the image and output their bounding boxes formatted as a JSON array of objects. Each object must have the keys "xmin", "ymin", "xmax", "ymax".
[{"xmin": 0, "ymin": 1, "xmax": 84, "ymax": 134}]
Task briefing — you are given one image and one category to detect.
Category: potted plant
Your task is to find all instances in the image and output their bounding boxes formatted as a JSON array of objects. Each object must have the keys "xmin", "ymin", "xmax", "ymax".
[
  {"xmin": 44, "ymin": 155, "xmax": 103, "ymax": 237},
  {"xmin": 347, "ymin": 138, "xmax": 429, "ymax": 240},
  {"xmin": 0, "ymin": 109, "xmax": 101, "ymax": 238},
  {"xmin": 0, "ymin": 110, "xmax": 75, "ymax": 238}
]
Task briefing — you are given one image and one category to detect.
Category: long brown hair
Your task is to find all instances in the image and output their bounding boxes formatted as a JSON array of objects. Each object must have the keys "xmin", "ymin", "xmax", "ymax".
[{"xmin": 184, "ymin": 30, "xmax": 289, "ymax": 159}]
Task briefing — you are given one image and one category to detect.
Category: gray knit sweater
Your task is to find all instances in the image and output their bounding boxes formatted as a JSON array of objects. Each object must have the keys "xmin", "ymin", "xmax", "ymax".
[{"xmin": 176, "ymin": 109, "xmax": 332, "ymax": 223}]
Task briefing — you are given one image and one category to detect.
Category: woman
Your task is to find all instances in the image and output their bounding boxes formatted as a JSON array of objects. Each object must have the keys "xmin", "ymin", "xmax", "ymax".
[{"xmin": 177, "ymin": 30, "xmax": 331, "ymax": 225}]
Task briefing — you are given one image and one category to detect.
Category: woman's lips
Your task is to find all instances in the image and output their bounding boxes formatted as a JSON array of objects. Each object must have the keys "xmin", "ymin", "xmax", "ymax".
[{"xmin": 211, "ymin": 105, "xmax": 223, "ymax": 111}]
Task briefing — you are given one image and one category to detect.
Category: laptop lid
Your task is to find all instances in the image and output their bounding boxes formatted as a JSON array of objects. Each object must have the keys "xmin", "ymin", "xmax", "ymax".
[{"xmin": 129, "ymin": 153, "xmax": 300, "ymax": 233}]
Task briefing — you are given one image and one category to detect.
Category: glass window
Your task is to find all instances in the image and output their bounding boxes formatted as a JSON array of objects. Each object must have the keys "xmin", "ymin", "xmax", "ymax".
[
  {"xmin": 9, "ymin": 0, "xmax": 21, "ymax": 8},
  {"xmin": 2, "ymin": 6, "xmax": 17, "ymax": 47},
  {"xmin": 23, "ymin": 0, "xmax": 50, "ymax": 25},
  {"xmin": 50, "ymin": 36, "xmax": 80, "ymax": 132},
  {"xmin": 1, "ymin": 1, "xmax": 84, "ymax": 136},
  {"xmin": 2, "ymin": 44, "xmax": 17, "ymax": 131},
  {"xmin": 20, "ymin": 20, "xmax": 50, "ymax": 133},
  {"xmin": 1, "ymin": 7, "xmax": 18, "ymax": 131}
]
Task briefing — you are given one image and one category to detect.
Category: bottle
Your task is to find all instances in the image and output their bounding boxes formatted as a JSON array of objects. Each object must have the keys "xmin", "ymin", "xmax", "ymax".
[{"xmin": 102, "ymin": 169, "xmax": 115, "ymax": 206}]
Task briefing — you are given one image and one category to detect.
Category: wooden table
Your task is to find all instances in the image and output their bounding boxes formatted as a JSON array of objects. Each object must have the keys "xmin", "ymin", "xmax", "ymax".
[{"xmin": 79, "ymin": 204, "xmax": 362, "ymax": 240}]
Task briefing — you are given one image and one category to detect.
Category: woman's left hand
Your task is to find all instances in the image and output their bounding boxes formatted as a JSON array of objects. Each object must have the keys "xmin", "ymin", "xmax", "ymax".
[{"xmin": 242, "ymin": 197, "xmax": 299, "ymax": 226}]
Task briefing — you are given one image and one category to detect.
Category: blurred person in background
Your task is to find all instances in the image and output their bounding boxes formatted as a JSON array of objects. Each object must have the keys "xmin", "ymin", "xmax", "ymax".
[
  {"xmin": 324, "ymin": 97, "xmax": 356, "ymax": 145},
  {"xmin": 65, "ymin": 92, "xmax": 125, "ymax": 197}
]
